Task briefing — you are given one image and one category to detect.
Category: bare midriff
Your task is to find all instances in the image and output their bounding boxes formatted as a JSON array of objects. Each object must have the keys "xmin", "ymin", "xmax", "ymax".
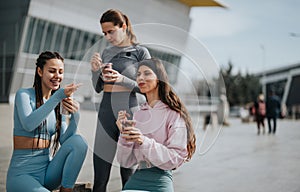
[
  {"xmin": 103, "ymin": 84, "xmax": 131, "ymax": 92},
  {"xmin": 13, "ymin": 135, "xmax": 50, "ymax": 149}
]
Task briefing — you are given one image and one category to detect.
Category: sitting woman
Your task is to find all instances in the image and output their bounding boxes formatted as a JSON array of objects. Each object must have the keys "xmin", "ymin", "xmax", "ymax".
[
  {"xmin": 6, "ymin": 51, "xmax": 88, "ymax": 192},
  {"xmin": 116, "ymin": 58, "xmax": 196, "ymax": 191}
]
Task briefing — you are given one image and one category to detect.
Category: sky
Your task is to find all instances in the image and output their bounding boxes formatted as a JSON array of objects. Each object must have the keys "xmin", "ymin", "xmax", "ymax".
[{"xmin": 189, "ymin": 0, "xmax": 300, "ymax": 75}]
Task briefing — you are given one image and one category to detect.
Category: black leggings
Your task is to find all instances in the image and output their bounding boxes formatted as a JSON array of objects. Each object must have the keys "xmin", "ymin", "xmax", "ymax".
[
  {"xmin": 93, "ymin": 92, "xmax": 136, "ymax": 192},
  {"xmin": 256, "ymin": 115, "xmax": 265, "ymax": 129},
  {"xmin": 267, "ymin": 117, "xmax": 277, "ymax": 133}
]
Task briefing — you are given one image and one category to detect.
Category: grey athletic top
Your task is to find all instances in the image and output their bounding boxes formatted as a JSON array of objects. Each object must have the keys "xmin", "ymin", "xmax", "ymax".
[{"xmin": 92, "ymin": 45, "xmax": 151, "ymax": 93}]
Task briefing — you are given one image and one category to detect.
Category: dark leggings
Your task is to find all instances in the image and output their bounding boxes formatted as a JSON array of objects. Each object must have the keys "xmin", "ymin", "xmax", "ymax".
[
  {"xmin": 93, "ymin": 92, "xmax": 136, "ymax": 192},
  {"xmin": 93, "ymin": 153, "xmax": 133, "ymax": 191},
  {"xmin": 256, "ymin": 115, "xmax": 265, "ymax": 129},
  {"xmin": 267, "ymin": 117, "xmax": 277, "ymax": 133}
]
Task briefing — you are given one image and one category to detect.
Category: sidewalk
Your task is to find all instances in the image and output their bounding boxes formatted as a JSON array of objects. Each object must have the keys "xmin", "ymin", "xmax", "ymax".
[{"xmin": 1, "ymin": 103, "xmax": 300, "ymax": 192}]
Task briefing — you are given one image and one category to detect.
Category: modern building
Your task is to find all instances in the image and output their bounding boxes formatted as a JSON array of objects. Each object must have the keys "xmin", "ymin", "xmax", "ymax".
[
  {"xmin": 0, "ymin": 0, "xmax": 225, "ymax": 103},
  {"xmin": 258, "ymin": 63, "xmax": 300, "ymax": 119}
]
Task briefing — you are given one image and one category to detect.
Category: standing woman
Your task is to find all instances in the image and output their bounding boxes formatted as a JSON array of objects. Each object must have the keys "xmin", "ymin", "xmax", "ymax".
[
  {"xmin": 253, "ymin": 94, "xmax": 266, "ymax": 135},
  {"xmin": 6, "ymin": 51, "xmax": 88, "ymax": 192},
  {"xmin": 116, "ymin": 58, "xmax": 196, "ymax": 191},
  {"xmin": 90, "ymin": 9, "xmax": 151, "ymax": 191}
]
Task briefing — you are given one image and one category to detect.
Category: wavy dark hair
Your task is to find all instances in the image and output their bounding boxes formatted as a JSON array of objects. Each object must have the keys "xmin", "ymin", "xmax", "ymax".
[
  {"xmin": 137, "ymin": 58, "xmax": 196, "ymax": 161},
  {"xmin": 34, "ymin": 51, "xmax": 64, "ymax": 156},
  {"xmin": 100, "ymin": 9, "xmax": 137, "ymax": 45}
]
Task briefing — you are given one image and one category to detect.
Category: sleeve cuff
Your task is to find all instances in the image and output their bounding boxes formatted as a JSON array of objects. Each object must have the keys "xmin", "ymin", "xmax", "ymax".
[
  {"xmin": 119, "ymin": 136, "xmax": 135, "ymax": 147},
  {"xmin": 54, "ymin": 88, "xmax": 67, "ymax": 100},
  {"xmin": 137, "ymin": 136, "xmax": 150, "ymax": 149}
]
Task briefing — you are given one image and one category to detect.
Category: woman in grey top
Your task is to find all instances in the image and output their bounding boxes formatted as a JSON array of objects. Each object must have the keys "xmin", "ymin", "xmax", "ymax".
[{"xmin": 90, "ymin": 9, "xmax": 151, "ymax": 192}]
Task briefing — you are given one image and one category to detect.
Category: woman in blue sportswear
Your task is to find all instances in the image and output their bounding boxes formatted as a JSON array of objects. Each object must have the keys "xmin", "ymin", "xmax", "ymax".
[
  {"xmin": 90, "ymin": 9, "xmax": 151, "ymax": 192},
  {"xmin": 6, "ymin": 51, "xmax": 88, "ymax": 192}
]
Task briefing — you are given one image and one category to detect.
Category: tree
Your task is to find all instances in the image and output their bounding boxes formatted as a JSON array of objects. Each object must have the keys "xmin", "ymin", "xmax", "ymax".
[{"xmin": 220, "ymin": 61, "xmax": 261, "ymax": 106}]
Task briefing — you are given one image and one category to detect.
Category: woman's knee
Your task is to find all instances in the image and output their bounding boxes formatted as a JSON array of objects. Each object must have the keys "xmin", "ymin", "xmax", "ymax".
[
  {"xmin": 7, "ymin": 175, "xmax": 49, "ymax": 192},
  {"xmin": 66, "ymin": 135, "xmax": 88, "ymax": 155}
]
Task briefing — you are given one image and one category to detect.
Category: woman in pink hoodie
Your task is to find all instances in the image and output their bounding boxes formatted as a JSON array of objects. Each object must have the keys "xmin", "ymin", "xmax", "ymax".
[{"xmin": 116, "ymin": 58, "xmax": 196, "ymax": 191}]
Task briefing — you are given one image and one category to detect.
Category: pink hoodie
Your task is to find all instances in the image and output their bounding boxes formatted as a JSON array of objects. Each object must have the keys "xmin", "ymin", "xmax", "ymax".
[{"xmin": 117, "ymin": 101, "xmax": 188, "ymax": 170}]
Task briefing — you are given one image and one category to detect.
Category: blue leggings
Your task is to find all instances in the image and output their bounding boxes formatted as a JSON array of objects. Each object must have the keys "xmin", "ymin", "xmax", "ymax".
[{"xmin": 6, "ymin": 135, "xmax": 87, "ymax": 192}]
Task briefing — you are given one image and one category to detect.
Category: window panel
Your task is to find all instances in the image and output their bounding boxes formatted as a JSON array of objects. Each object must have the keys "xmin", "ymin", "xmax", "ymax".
[
  {"xmin": 32, "ymin": 19, "xmax": 45, "ymax": 54},
  {"xmin": 53, "ymin": 25, "xmax": 64, "ymax": 52},
  {"xmin": 76, "ymin": 32, "xmax": 89, "ymax": 60},
  {"xmin": 43, "ymin": 22, "xmax": 54, "ymax": 51},
  {"xmin": 62, "ymin": 28, "xmax": 73, "ymax": 56},
  {"xmin": 74, "ymin": 31, "xmax": 84, "ymax": 60},
  {"xmin": 23, "ymin": 17, "xmax": 35, "ymax": 52},
  {"xmin": 69, "ymin": 29, "xmax": 81, "ymax": 59}
]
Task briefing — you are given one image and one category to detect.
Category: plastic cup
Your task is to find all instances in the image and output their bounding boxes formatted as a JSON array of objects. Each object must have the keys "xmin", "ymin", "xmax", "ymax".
[
  {"xmin": 102, "ymin": 63, "xmax": 113, "ymax": 81},
  {"xmin": 60, "ymin": 101, "xmax": 70, "ymax": 115}
]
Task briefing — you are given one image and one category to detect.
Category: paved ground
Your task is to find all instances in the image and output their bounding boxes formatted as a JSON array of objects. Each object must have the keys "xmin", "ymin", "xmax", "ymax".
[{"xmin": 1, "ymin": 103, "xmax": 300, "ymax": 192}]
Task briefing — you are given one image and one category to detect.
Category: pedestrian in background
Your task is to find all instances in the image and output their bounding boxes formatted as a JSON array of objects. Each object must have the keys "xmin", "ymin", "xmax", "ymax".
[
  {"xmin": 6, "ymin": 51, "xmax": 87, "ymax": 192},
  {"xmin": 116, "ymin": 58, "xmax": 196, "ymax": 191},
  {"xmin": 266, "ymin": 90, "xmax": 281, "ymax": 134},
  {"xmin": 203, "ymin": 91, "xmax": 212, "ymax": 131},
  {"xmin": 253, "ymin": 94, "xmax": 266, "ymax": 135},
  {"xmin": 90, "ymin": 9, "xmax": 151, "ymax": 192}
]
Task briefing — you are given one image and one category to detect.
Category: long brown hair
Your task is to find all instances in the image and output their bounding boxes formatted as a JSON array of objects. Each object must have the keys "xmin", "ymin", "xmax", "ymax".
[
  {"xmin": 137, "ymin": 58, "xmax": 196, "ymax": 161},
  {"xmin": 34, "ymin": 51, "xmax": 64, "ymax": 156},
  {"xmin": 100, "ymin": 9, "xmax": 137, "ymax": 45}
]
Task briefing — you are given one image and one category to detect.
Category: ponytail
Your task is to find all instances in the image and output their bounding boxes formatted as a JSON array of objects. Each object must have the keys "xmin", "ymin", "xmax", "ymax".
[{"xmin": 122, "ymin": 14, "xmax": 137, "ymax": 45}]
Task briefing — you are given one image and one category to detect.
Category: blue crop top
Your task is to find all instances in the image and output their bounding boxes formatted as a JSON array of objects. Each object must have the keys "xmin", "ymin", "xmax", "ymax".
[{"xmin": 13, "ymin": 88, "xmax": 79, "ymax": 144}]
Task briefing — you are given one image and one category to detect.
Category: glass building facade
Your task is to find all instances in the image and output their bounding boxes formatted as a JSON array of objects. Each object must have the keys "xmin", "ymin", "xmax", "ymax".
[{"xmin": 23, "ymin": 16, "xmax": 105, "ymax": 61}]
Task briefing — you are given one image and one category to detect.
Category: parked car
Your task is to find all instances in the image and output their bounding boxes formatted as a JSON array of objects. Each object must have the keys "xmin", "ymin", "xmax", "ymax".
[
  {"xmin": 230, "ymin": 106, "xmax": 251, "ymax": 122},
  {"xmin": 229, "ymin": 106, "xmax": 242, "ymax": 117}
]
